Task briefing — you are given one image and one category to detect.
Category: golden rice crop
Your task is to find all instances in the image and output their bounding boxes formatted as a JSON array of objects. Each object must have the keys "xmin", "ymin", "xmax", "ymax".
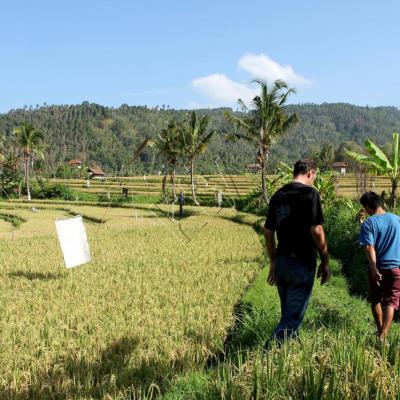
[
  {"xmin": 51, "ymin": 174, "xmax": 393, "ymax": 200},
  {"xmin": 0, "ymin": 204, "xmax": 262, "ymax": 399}
]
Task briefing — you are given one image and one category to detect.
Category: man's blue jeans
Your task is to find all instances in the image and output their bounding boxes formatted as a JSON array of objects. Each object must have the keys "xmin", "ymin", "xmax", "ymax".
[{"xmin": 271, "ymin": 255, "xmax": 315, "ymax": 342}]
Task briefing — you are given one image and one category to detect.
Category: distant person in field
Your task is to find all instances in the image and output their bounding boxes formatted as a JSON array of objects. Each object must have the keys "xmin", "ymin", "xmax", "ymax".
[
  {"xmin": 264, "ymin": 159, "xmax": 331, "ymax": 346},
  {"xmin": 216, "ymin": 189, "xmax": 223, "ymax": 207},
  {"xmin": 178, "ymin": 190, "xmax": 185, "ymax": 217},
  {"xmin": 359, "ymin": 192, "xmax": 400, "ymax": 341}
]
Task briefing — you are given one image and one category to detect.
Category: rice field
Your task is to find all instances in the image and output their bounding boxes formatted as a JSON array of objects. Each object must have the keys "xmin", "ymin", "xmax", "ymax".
[
  {"xmin": 0, "ymin": 203, "xmax": 262, "ymax": 398},
  {"xmin": 0, "ymin": 201, "xmax": 399, "ymax": 399},
  {"xmin": 51, "ymin": 173, "xmax": 391, "ymax": 201}
]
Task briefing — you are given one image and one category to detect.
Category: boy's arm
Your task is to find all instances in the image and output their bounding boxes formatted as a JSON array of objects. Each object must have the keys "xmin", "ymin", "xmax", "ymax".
[
  {"xmin": 364, "ymin": 245, "xmax": 382, "ymax": 284},
  {"xmin": 359, "ymin": 221, "xmax": 381, "ymax": 284}
]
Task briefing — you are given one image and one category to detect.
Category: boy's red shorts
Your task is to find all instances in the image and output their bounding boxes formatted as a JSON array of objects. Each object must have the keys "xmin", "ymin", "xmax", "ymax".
[{"xmin": 369, "ymin": 267, "xmax": 400, "ymax": 309}]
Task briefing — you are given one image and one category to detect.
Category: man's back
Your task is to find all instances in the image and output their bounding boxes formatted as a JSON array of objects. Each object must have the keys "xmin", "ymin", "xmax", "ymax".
[
  {"xmin": 263, "ymin": 159, "xmax": 330, "ymax": 346},
  {"xmin": 265, "ymin": 182, "xmax": 323, "ymax": 264}
]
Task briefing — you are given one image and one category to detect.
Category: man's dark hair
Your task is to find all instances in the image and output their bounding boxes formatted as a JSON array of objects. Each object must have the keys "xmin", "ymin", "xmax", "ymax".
[
  {"xmin": 360, "ymin": 191, "xmax": 383, "ymax": 210},
  {"xmin": 293, "ymin": 159, "xmax": 317, "ymax": 176}
]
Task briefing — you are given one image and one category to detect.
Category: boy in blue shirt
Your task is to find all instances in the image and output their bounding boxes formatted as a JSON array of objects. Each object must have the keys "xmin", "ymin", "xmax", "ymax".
[{"xmin": 359, "ymin": 191, "xmax": 400, "ymax": 340}]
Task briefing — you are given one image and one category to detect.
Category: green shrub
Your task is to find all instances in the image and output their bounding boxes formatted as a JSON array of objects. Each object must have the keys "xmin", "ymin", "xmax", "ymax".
[
  {"xmin": 30, "ymin": 180, "xmax": 75, "ymax": 201},
  {"xmin": 324, "ymin": 199, "xmax": 368, "ymax": 296},
  {"xmin": 0, "ymin": 169, "xmax": 24, "ymax": 198},
  {"xmin": 234, "ymin": 188, "xmax": 268, "ymax": 216},
  {"xmin": 54, "ymin": 164, "xmax": 87, "ymax": 179}
]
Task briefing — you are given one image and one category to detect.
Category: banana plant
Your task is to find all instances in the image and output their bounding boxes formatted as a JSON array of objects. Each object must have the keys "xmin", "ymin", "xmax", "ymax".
[
  {"xmin": 346, "ymin": 132, "xmax": 400, "ymax": 209},
  {"xmin": 314, "ymin": 169, "xmax": 337, "ymax": 206},
  {"xmin": 277, "ymin": 162, "xmax": 336, "ymax": 205}
]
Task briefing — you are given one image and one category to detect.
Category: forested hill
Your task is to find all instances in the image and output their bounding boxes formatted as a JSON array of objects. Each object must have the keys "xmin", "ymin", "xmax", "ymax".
[{"xmin": 1, "ymin": 102, "xmax": 400, "ymax": 174}]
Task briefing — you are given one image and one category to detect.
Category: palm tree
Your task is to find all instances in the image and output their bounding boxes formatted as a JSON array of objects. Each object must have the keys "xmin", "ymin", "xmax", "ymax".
[
  {"xmin": 13, "ymin": 122, "xmax": 44, "ymax": 201},
  {"xmin": 181, "ymin": 111, "xmax": 215, "ymax": 205},
  {"xmin": 347, "ymin": 132, "xmax": 400, "ymax": 209},
  {"xmin": 224, "ymin": 80, "xmax": 298, "ymax": 203},
  {"xmin": 151, "ymin": 121, "xmax": 184, "ymax": 201},
  {"xmin": 0, "ymin": 134, "xmax": 6, "ymax": 163}
]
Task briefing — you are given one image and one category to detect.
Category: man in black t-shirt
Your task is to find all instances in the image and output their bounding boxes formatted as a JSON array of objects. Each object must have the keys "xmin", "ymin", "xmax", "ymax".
[{"xmin": 264, "ymin": 159, "xmax": 331, "ymax": 346}]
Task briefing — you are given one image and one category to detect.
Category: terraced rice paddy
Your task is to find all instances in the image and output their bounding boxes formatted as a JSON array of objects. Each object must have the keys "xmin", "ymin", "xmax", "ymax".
[{"xmin": 52, "ymin": 174, "xmax": 392, "ymax": 201}]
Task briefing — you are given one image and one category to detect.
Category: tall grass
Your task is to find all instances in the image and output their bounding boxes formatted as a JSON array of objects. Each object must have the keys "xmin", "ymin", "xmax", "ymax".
[
  {"xmin": 0, "ymin": 205, "xmax": 262, "ymax": 398},
  {"xmin": 163, "ymin": 260, "xmax": 400, "ymax": 399}
]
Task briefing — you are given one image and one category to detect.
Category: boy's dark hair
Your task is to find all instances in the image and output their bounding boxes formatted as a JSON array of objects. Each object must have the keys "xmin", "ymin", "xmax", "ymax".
[
  {"xmin": 293, "ymin": 159, "xmax": 317, "ymax": 176},
  {"xmin": 360, "ymin": 191, "xmax": 383, "ymax": 210}
]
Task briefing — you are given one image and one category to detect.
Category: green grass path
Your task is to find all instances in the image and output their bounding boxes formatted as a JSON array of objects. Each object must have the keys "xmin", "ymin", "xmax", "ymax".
[{"xmin": 163, "ymin": 259, "xmax": 400, "ymax": 399}]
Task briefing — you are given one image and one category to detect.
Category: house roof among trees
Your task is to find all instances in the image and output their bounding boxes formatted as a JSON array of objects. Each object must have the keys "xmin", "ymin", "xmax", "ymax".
[
  {"xmin": 68, "ymin": 159, "xmax": 83, "ymax": 166},
  {"xmin": 88, "ymin": 166, "xmax": 105, "ymax": 176},
  {"xmin": 246, "ymin": 163, "xmax": 262, "ymax": 169},
  {"xmin": 332, "ymin": 162, "xmax": 348, "ymax": 168}
]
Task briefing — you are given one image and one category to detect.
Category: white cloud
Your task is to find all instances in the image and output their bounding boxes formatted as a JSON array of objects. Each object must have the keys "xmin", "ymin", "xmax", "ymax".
[
  {"xmin": 191, "ymin": 54, "xmax": 312, "ymax": 106},
  {"xmin": 239, "ymin": 53, "xmax": 312, "ymax": 87},
  {"xmin": 192, "ymin": 73, "xmax": 257, "ymax": 105}
]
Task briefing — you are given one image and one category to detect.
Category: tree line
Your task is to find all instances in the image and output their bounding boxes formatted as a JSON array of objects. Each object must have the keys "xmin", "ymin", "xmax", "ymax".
[
  {"xmin": 1, "ymin": 100, "xmax": 399, "ymax": 177},
  {"xmin": 1, "ymin": 81, "xmax": 298, "ymax": 202},
  {"xmin": 1, "ymin": 82, "xmax": 400, "ymax": 203}
]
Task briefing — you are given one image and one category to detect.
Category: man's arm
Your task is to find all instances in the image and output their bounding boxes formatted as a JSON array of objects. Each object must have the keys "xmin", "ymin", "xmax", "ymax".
[
  {"xmin": 264, "ymin": 228, "xmax": 277, "ymax": 285},
  {"xmin": 364, "ymin": 245, "xmax": 382, "ymax": 285},
  {"xmin": 310, "ymin": 224, "xmax": 331, "ymax": 285}
]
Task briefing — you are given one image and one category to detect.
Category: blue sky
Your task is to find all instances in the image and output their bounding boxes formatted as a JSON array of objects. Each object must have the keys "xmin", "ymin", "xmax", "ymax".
[{"xmin": 1, "ymin": 0, "xmax": 399, "ymax": 112}]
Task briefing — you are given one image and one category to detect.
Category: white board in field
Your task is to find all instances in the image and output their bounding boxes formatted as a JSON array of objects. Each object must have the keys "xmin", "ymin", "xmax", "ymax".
[{"xmin": 55, "ymin": 216, "xmax": 91, "ymax": 268}]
